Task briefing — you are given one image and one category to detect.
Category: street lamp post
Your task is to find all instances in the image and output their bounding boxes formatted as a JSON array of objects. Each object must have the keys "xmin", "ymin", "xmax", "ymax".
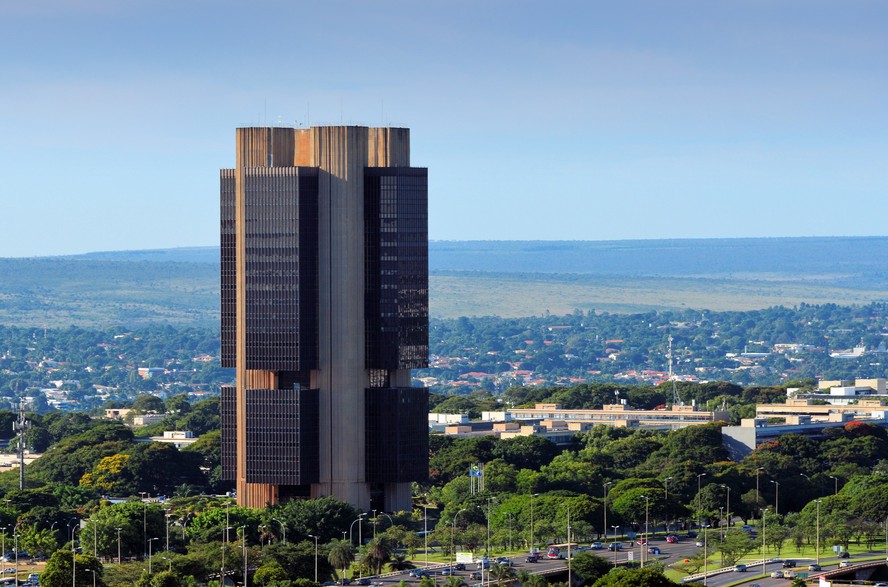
[
  {"xmin": 148, "ymin": 537, "xmax": 159, "ymax": 574},
  {"xmin": 610, "ymin": 525, "xmax": 619, "ymax": 567},
  {"xmin": 703, "ymin": 525, "xmax": 710, "ymax": 587},
  {"xmin": 308, "ymin": 535, "xmax": 319, "ymax": 583},
  {"xmin": 770, "ymin": 480, "xmax": 779, "ymax": 515},
  {"xmin": 529, "ymin": 493, "xmax": 539, "ymax": 555},
  {"xmin": 603, "ymin": 482, "xmax": 613, "ymax": 544},
  {"xmin": 720, "ymin": 485, "xmax": 731, "ymax": 528},
  {"xmin": 815, "ymin": 499, "xmax": 821, "ymax": 565},
  {"xmin": 450, "ymin": 509, "xmax": 467, "ymax": 574},
  {"xmin": 71, "ymin": 525, "xmax": 79, "ymax": 587},
  {"xmin": 566, "ymin": 506, "xmax": 572, "ymax": 587},
  {"xmin": 349, "ymin": 514, "xmax": 366, "ymax": 545},
  {"xmin": 240, "ymin": 526, "xmax": 247, "ymax": 587},
  {"xmin": 760, "ymin": 508, "xmax": 767, "ymax": 578},
  {"xmin": 829, "ymin": 475, "xmax": 839, "ymax": 496},
  {"xmin": 422, "ymin": 503, "xmax": 430, "ymax": 569},
  {"xmin": 271, "ymin": 518, "xmax": 286, "ymax": 544},
  {"xmin": 85, "ymin": 569, "xmax": 96, "ymax": 587},
  {"xmin": 756, "ymin": 467, "xmax": 764, "ymax": 505},
  {"xmin": 719, "ymin": 507, "xmax": 724, "ymax": 541},
  {"xmin": 1, "ymin": 527, "xmax": 6, "ymax": 563},
  {"xmin": 116, "ymin": 527, "xmax": 122, "ymax": 564},
  {"xmin": 696, "ymin": 473, "xmax": 707, "ymax": 529},
  {"xmin": 664, "ymin": 477, "xmax": 672, "ymax": 531},
  {"xmin": 640, "ymin": 495, "xmax": 650, "ymax": 568}
]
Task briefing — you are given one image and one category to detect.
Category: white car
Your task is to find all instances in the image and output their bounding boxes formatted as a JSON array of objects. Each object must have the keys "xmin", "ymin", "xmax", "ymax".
[{"xmin": 695, "ymin": 541, "xmax": 704, "ymax": 547}]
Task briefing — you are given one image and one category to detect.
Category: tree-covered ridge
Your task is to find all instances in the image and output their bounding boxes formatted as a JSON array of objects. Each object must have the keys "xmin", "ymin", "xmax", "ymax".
[{"xmin": 421, "ymin": 302, "xmax": 888, "ymax": 390}]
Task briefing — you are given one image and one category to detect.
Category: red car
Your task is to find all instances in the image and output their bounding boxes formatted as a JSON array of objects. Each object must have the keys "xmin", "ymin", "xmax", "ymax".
[
  {"xmin": 666, "ymin": 535, "xmax": 678, "ymax": 544},
  {"xmin": 636, "ymin": 538, "xmax": 648, "ymax": 545}
]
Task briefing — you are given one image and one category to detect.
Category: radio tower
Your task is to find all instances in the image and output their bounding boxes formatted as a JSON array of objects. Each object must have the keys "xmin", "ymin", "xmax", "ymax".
[
  {"xmin": 13, "ymin": 396, "xmax": 31, "ymax": 490},
  {"xmin": 667, "ymin": 336, "xmax": 682, "ymax": 406}
]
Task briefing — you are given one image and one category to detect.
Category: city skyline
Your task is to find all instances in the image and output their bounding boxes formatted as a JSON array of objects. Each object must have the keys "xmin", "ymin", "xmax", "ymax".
[{"xmin": 1, "ymin": 1, "xmax": 886, "ymax": 257}]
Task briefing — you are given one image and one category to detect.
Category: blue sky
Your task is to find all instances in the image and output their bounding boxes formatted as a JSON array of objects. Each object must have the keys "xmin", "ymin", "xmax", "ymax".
[{"xmin": 1, "ymin": 1, "xmax": 885, "ymax": 257}]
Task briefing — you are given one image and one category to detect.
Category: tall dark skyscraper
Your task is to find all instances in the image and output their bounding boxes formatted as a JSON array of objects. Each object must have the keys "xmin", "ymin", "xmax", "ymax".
[{"xmin": 220, "ymin": 126, "xmax": 429, "ymax": 511}]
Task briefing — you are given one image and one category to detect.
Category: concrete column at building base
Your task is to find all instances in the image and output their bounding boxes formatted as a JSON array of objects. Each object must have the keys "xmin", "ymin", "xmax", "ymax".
[
  {"xmin": 384, "ymin": 482, "xmax": 412, "ymax": 513},
  {"xmin": 312, "ymin": 481, "xmax": 371, "ymax": 512}
]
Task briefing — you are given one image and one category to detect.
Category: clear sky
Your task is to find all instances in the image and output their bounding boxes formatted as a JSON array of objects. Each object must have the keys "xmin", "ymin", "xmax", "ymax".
[{"xmin": 1, "ymin": 1, "xmax": 885, "ymax": 257}]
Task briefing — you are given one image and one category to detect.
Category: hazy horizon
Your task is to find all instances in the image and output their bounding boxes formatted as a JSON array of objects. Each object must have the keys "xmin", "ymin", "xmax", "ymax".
[{"xmin": 2, "ymin": 1, "xmax": 886, "ymax": 257}]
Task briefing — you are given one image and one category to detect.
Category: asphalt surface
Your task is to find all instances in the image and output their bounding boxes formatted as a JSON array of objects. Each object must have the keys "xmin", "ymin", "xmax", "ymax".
[{"xmin": 358, "ymin": 538, "xmax": 888, "ymax": 587}]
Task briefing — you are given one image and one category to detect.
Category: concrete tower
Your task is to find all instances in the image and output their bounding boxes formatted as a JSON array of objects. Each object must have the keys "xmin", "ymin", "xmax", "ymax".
[{"xmin": 220, "ymin": 126, "xmax": 429, "ymax": 512}]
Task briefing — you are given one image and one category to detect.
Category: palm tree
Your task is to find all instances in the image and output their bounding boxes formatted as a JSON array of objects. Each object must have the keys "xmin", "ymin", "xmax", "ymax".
[
  {"xmin": 445, "ymin": 576, "xmax": 467, "ymax": 587},
  {"xmin": 328, "ymin": 539, "xmax": 356, "ymax": 578},
  {"xmin": 389, "ymin": 553, "xmax": 414, "ymax": 571},
  {"xmin": 491, "ymin": 564, "xmax": 516, "ymax": 584},
  {"xmin": 365, "ymin": 537, "xmax": 392, "ymax": 575}
]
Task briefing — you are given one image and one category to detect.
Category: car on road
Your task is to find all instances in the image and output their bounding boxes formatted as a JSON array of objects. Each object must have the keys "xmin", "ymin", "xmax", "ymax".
[
  {"xmin": 476, "ymin": 559, "xmax": 490, "ymax": 569},
  {"xmin": 839, "ymin": 561, "xmax": 852, "ymax": 568},
  {"xmin": 2, "ymin": 568, "xmax": 15, "ymax": 575},
  {"xmin": 455, "ymin": 563, "xmax": 465, "ymax": 571},
  {"xmin": 838, "ymin": 551, "xmax": 850, "ymax": 558},
  {"xmin": 357, "ymin": 579, "xmax": 371, "ymax": 586},
  {"xmin": 591, "ymin": 542, "xmax": 603, "ymax": 550},
  {"xmin": 409, "ymin": 570, "xmax": 429, "ymax": 578},
  {"xmin": 441, "ymin": 568, "xmax": 454, "ymax": 576},
  {"xmin": 734, "ymin": 564, "xmax": 746, "ymax": 572},
  {"xmin": 525, "ymin": 555, "xmax": 539, "ymax": 563},
  {"xmin": 336, "ymin": 579, "xmax": 351, "ymax": 585},
  {"xmin": 782, "ymin": 560, "xmax": 796, "ymax": 568},
  {"xmin": 635, "ymin": 538, "xmax": 648, "ymax": 545},
  {"xmin": 469, "ymin": 572, "xmax": 482, "ymax": 580},
  {"xmin": 771, "ymin": 571, "xmax": 784, "ymax": 578},
  {"xmin": 608, "ymin": 543, "xmax": 622, "ymax": 551},
  {"xmin": 665, "ymin": 535, "xmax": 678, "ymax": 544},
  {"xmin": 648, "ymin": 546, "xmax": 660, "ymax": 555},
  {"xmin": 695, "ymin": 541, "xmax": 704, "ymax": 547},
  {"xmin": 808, "ymin": 564, "xmax": 821, "ymax": 571}
]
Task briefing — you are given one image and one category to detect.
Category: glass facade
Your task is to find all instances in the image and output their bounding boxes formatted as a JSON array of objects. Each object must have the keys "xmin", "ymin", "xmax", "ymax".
[
  {"xmin": 220, "ymin": 171, "xmax": 236, "ymax": 368},
  {"xmin": 365, "ymin": 387, "xmax": 429, "ymax": 482},
  {"xmin": 364, "ymin": 167, "xmax": 429, "ymax": 370},
  {"xmin": 241, "ymin": 167, "xmax": 319, "ymax": 371},
  {"xmin": 245, "ymin": 388, "xmax": 319, "ymax": 485},
  {"xmin": 220, "ymin": 385, "xmax": 237, "ymax": 481}
]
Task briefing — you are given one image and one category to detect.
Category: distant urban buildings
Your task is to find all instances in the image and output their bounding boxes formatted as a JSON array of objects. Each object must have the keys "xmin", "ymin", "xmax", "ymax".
[
  {"xmin": 432, "ymin": 402, "xmax": 730, "ymax": 444},
  {"xmin": 220, "ymin": 126, "xmax": 429, "ymax": 511}
]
